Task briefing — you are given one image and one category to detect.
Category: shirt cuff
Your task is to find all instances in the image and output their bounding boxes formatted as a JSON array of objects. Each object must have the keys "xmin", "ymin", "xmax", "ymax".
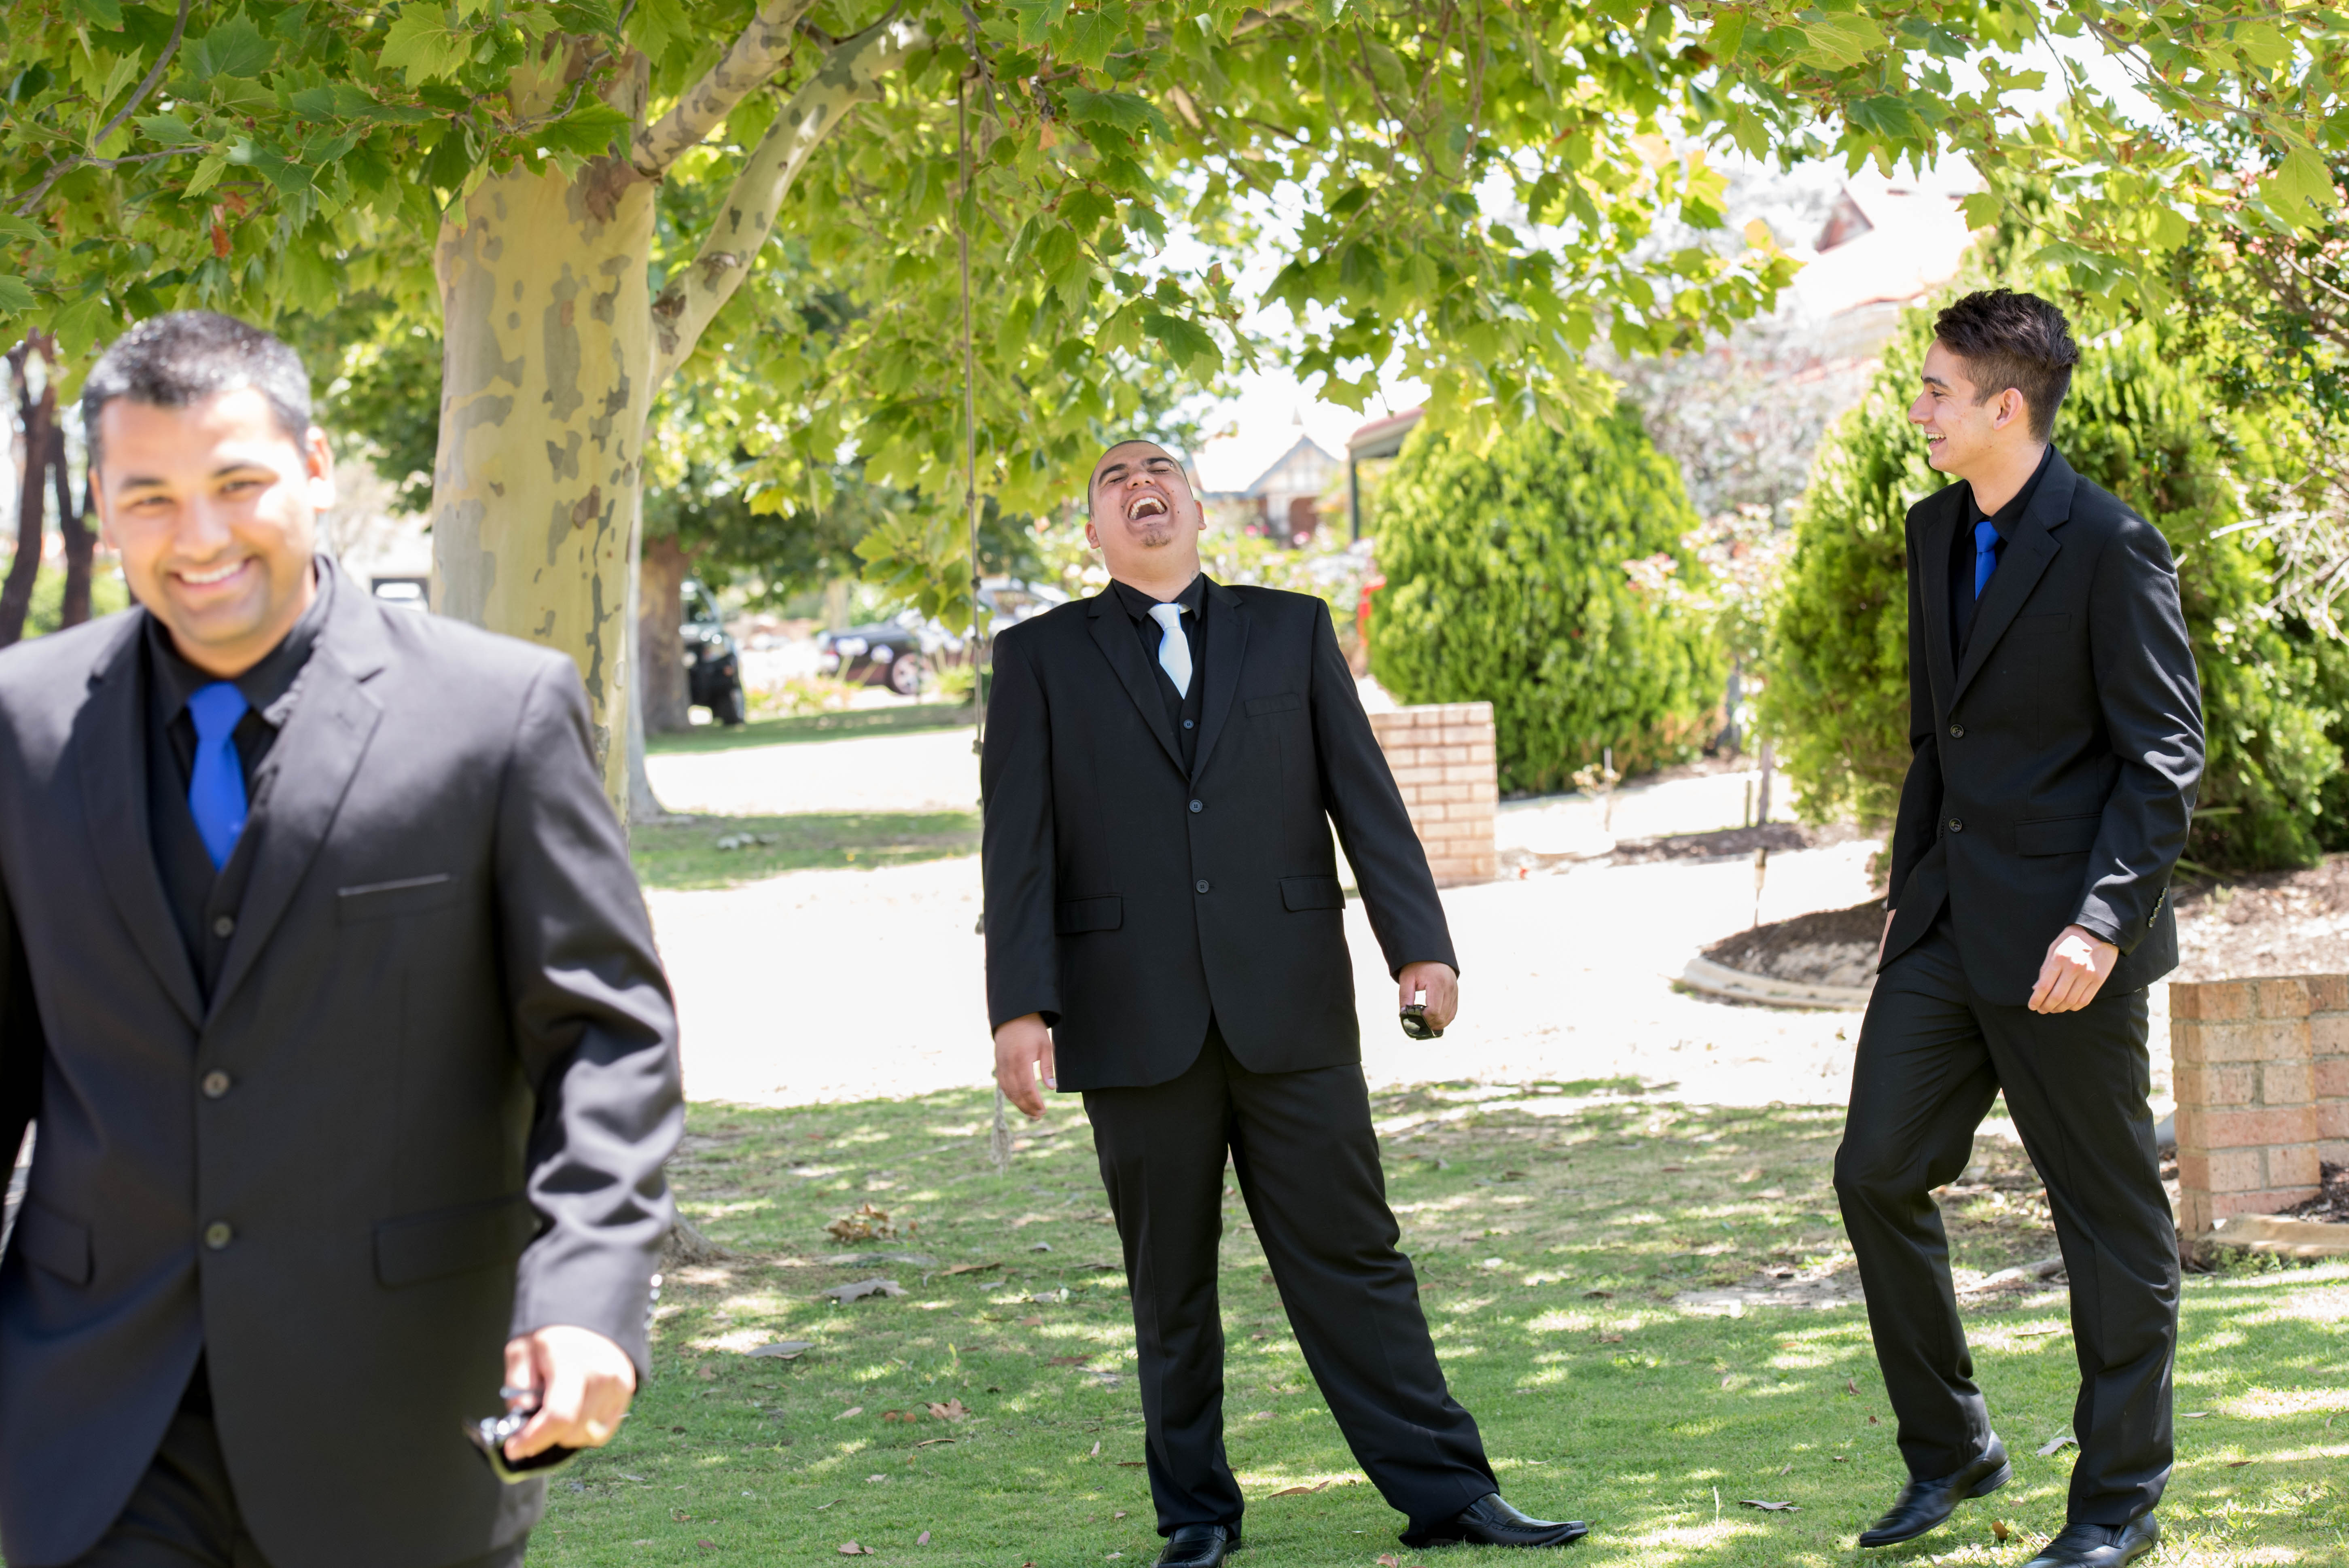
[{"xmin": 2071, "ymin": 911, "xmax": 2124, "ymax": 948}]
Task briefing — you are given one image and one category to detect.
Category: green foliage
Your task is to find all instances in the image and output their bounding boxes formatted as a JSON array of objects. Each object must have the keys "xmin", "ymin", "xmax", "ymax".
[
  {"xmin": 1, "ymin": 554, "xmax": 133, "ymax": 636},
  {"xmin": 1369, "ymin": 405, "xmax": 1723, "ymax": 795},
  {"xmin": 1762, "ymin": 310, "xmax": 2349, "ymax": 873}
]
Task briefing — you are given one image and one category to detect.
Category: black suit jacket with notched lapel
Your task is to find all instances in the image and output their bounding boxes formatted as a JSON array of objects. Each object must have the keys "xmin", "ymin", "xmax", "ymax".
[
  {"xmin": 1883, "ymin": 448, "xmax": 2206, "ymax": 1004},
  {"xmin": 0, "ymin": 580, "xmax": 683, "ymax": 1568},
  {"xmin": 982, "ymin": 579, "xmax": 1457, "ymax": 1090}
]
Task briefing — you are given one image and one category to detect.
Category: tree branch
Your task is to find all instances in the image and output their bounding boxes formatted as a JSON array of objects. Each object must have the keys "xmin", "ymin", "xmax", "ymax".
[
  {"xmin": 650, "ymin": 11, "xmax": 930, "ymax": 387},
  {"xmin": 14, "ymin": 0, "xmax": 193, "ymax": 217},
  {"xmin": 632, "ymin": 0, "xmax": 824, "ymax": 177}
]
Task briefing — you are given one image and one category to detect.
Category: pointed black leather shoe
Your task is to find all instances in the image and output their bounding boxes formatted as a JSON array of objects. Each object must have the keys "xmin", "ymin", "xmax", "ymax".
[
  {"xmin": 1855, "ymin": 1440, "xmax": 2012, "ymax": 1548},
  {"xmin": 1400, "ymin": 1493, "xmax": 1590, "ymax": 1548},
  {"xmin": 1153, "ymin": 1523, "xmax": 1239, "ymax": 1568},
  {"xmin": 2022, "ymin": 1515, "xmax": 2160, "ymax": 1567}
]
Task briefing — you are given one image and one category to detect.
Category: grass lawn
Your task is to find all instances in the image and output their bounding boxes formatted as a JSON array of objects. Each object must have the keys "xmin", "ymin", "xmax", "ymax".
[
  {"xmin": 530, "ymin": 1085, "xmax": 2349, "ymax": 1567},
  {"xmin": 630, "ymin": 813, "xmax": 979, "ymax": 890},
  {"xmin": 647, "ymin": 706, "xmax": 973, "ymax": 756}
]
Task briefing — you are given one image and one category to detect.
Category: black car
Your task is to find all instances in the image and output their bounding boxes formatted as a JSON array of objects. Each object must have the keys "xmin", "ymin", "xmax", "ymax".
[
  {"xmin": 817, "ymin": 579, "xmax": 1068, "ymax": 695},
  {"xmin": 683, "ymin": 578, "xmax": 748, "ymax": 725}
]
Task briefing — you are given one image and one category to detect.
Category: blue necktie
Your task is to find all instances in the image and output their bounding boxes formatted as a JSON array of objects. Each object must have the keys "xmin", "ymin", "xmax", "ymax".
[
  {"xmin": 1973, "ymin": 519, "xmax": 2002, "ymax": 599},
  {"xmin": 187, "ymin": 682, "xmax": 250, "ymax": 870}
]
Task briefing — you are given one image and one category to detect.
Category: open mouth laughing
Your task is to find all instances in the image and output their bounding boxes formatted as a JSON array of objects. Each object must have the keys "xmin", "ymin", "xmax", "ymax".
[{"xmin": 1126, "ymin": 493, "xmax": 1169, "ymax": 521}]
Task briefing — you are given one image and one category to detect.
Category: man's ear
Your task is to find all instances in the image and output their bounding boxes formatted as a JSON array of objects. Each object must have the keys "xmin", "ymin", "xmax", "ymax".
[
  {"xmin": 303, "ymin": 424, "xmax": 337, "ymax": 508},
  {"xmin": 1993, "ymin": 388, "xmax": 2028, "ymax": 432}
]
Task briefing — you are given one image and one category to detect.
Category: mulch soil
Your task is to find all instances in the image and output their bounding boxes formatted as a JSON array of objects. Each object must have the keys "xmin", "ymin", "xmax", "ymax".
[
  {"xmin": 1607, "ymin": 819, "xmax": 1862, "ymax": 865},
  {"xmin": 2277, "ymin": 1161, "xmax": 2349, "ymax": 1224}
]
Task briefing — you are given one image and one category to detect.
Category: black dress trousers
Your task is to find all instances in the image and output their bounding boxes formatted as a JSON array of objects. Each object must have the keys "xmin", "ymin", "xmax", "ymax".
[
  {"xmin": 1835, "ymin": 922, "xmax": 2177, "ymax": 1526},
  {"xmin": 1083, "ymin": 1023, "xmax": 1496, "ymax": 1536}
]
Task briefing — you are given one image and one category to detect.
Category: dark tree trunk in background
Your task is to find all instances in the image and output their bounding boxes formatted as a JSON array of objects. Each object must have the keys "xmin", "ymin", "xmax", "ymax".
[
  {"xmin": 637, "ymin": 532, "xmax": 693, "ymax": 735},
  {"xmin": 1, "ymin": 344, "xmax": 53, "ymax": 649},
  {"xmin": 50, "ymin": 421, "xmax": 91, "ymax": 628}
]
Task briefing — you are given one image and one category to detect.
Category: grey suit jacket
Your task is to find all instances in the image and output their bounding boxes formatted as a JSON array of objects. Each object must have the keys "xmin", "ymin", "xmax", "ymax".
[{"xmin": 0, "ymin": 571, "xmax": 683, "ymax": 1568}]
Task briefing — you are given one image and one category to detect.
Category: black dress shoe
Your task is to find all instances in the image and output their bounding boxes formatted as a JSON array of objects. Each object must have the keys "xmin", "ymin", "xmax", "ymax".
[
  {"xmin": 2022, "ymin": 1516, "xmax": 2160, "ymax": 1567},
  {"xmin": 1400, "ymin": 1493, "xmax": 1590, "ymax": 1548},
  {"xmin": 1153, "ymin": 1523, "xmax": 1239, "ymax": 1568},
  {"xmin": 1855, "ymin": 1440, "xmax": 2012, "ymax": 1548}
]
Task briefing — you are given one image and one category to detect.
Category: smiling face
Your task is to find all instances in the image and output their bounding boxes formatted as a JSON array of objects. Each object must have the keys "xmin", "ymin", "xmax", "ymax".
[
  {"xmin": 93, "ymin": 385, "xmax": 329, "ymax": 677},
  {"xmin": 1910, "ymin": 339, "xmax": 2031, "ymax": 481},
  {"xmin": 1085, "ymin": 441, "xmax": 1205, "ymax": 586}
]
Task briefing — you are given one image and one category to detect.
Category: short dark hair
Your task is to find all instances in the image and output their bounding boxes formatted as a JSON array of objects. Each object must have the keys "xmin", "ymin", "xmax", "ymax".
[
  {"xmin": 1931, "ymin": 289, "xmax": 2080, "ymax": 442},
  {"xmin": 82, "ymin": 311, "xmax": 313, "ymax": 475}
]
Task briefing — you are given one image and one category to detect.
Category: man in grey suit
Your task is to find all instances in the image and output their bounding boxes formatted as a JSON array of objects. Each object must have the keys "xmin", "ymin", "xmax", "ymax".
[{"xmin": 0, "ymin": 312, "xmax": 683, "ymax": 1566}]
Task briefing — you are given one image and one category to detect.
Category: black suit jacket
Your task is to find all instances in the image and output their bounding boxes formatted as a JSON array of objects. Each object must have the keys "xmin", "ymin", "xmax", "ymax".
[
  {"xmin": 0, "ymin": 582, "xmax": 683, "ymax": 1568},
  {"xmin": 982, "ymin": 580, "xmax": 1456, "ymax": 1089},
  {"xmin": 1883, "ymin": 448, "xmax": 2205, "ymax": 1004}
]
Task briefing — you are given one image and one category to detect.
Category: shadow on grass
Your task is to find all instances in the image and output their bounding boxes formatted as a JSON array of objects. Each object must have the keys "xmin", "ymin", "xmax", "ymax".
[
  {"xmin": 647, "ymin": 705, "xmax": 973, "ymax": 756},
  {"xmin": 529, "ymin": 1087, "xmax": 2349, "ymax": 1567},
  {"xmin": 631, "ymin": 812, "xmax": 978, "ymax": 891}
]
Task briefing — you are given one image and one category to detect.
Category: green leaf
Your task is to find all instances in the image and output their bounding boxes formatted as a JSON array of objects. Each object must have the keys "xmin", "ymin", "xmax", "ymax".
[
  {"xmin": 1061, "ymin": 87, "xmax": 1165, "ymax": 141},
  {"xmin": 0, "ymin": 277, "xmax": 36, "ymax": 314},
  {"xmin": 2263, "ymin": 145, "xmax": 2341, "ymax": 228},
  {"xmin": 0, "ymin": 215, "xmax": 44, "ymax": 246},
  {"xmin": 188, "ymin": 17, "xmax": 273, "ymax": 81},
  {"xmin": 1061, "ymin": 5, "xmax": 1127, "ymax": 70},
  {"xmin": 68, "ymin": 0, "xmax": 124, "ymax": 28},
  {"xmin": 136, "ymin": 113, "xmax": 200, "ymax": 146},
  {"xmin": 1010, "ymin": 0, "xmax": 1069, "ymax": 49},
  {"xmin": 54, "ymin": 293, "xmax": 117, "ymax": 361},
  {"xmin": 1797, "ymin": 15, "xmax": 1883, "ymax": 70},
  {"xmin": 1958, "ymin": 190, "xmax": 2001, "ymax": 229},
  {"xmin": 378, "ymin": 8, "xmax": 471, "ymax": 86},
  {"xmin": 535, "ymin": 100, "xmax": 632, "ymax": 159},
  {"xmin": 625, "ymin": 0, "xmax": 691, "ymax": 61},
  {"xmin": 1142, "ymin": 311, "xmax": 1219, "ymax": 372},
  {"xmin": 1703, "ymin": 12, "xmax": 1743, "ymax": 64},
  {"xmin": 182, "ymin": 151, "xmax": 229, "ymax": 197}
]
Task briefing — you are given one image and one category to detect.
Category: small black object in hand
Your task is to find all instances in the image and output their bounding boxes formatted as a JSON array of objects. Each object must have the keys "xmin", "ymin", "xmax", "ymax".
[
  {"xmin": 1400, "ymin": 1003, "xmax": 1443, "ymax": 1040},
  {"xmin": 464, "ymin": 1391, "xmax": 580, "ymax": 1484}
]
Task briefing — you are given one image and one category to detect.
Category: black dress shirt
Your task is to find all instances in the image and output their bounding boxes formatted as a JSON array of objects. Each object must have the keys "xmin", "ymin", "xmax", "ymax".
[
  {"xmin": 1111, "ymin": 572, "xmax": 1207, "ymax": 772},
  {"xmin": 143, "ymin": 558, "xmax": 334, "ymax": 996},
  {"xmin": 1950, "ymin": 443, "xmax": 2053, "ymax": 660}
]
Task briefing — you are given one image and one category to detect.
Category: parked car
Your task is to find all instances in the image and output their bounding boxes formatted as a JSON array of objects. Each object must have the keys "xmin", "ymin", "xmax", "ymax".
[
  {"xmin": 682, "ymin": 577, "xmax": 748, "ymax": 725},
  {"xmin": 817, "ymin": 578, "xmax": 1068, "ymax": 695}
]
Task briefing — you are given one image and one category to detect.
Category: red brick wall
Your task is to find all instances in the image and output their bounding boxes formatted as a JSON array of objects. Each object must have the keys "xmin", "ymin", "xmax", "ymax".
[
  {"xmin": 2171, "ymin": 975, "xmax": 2348, "ymax": 1235},
  {"xmin": 1366, "ymin": 702, "xmax": 1497, "ymax": 888}
]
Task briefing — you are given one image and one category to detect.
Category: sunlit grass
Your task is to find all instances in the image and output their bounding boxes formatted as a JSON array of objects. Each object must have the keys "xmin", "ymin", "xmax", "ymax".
[{"xmin": 527, "ymin": 1087, "xmax": 2349, "ymax": 1566}]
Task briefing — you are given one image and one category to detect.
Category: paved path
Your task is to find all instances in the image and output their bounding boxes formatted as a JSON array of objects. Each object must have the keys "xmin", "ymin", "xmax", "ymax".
[{"xmin": 646, "ymin": 723, "xmax": 980, "ymax": 817}]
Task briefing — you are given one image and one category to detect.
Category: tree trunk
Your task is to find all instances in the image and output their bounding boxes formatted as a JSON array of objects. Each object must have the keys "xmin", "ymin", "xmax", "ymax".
[
  {"xmin": 0, "ymin": 362, "xmax": 51, "ymax": 650},
  {"xmin": 637, "ymin": 531, "xmax": 693, "ymax": 735},
  {"xmin": 429, "ymin": 47, "xmax": 654, "ymax": 816},
  {"xmin": 49, "ymin": 421, "xmax": 91, "ymax": 628}
]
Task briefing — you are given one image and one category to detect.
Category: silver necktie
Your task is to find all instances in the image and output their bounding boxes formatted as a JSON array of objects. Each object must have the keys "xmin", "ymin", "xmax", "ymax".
[{"xmin": 1148, "ymin": 602, "xmax": 1192, "ymax": 698}]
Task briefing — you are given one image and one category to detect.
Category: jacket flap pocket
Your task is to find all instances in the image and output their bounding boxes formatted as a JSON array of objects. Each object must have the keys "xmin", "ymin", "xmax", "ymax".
[
  {"xmin": 1280, "ymin": 875, "xmax": 1346, "ymax": 911},
  {"xmin": 337, "ymin": 873, "xmax": 458, "ymax": 924},
  {"xmin": 374, "ymin": 1194, "xmax": 534, "ymax": 1288},
  {"xmin": 1055, "ymin": 896, "xmax": 1123, "ymax": 935},
  {"xmin": 2015, "ymin": 815, "xmax": 2101, "ymax": 856},
  {"xmin": 13, "ymin": 1199, "xmax": 91, "ymax": 1285},
  {"xmin": 1244, "ymin": 692, "xmax": 1302, "ymax": 716}
]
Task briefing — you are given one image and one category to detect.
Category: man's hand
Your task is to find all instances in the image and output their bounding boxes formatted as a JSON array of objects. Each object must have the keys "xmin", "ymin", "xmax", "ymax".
[
  {"xmin": 994, "ymin": 1013, "xmax": 1055, "ymax": 1119},
  {"xmin": 2028, "ymin": 924, "xmax": 2120, "ymax": 1014},
  {"xmin": 502, "ymin": 1324, "xmax": 638, "ymax": 1460},
  {"xmin": 1399, "ymin": 961, "xmax": 1459, "ymax": 1033}
]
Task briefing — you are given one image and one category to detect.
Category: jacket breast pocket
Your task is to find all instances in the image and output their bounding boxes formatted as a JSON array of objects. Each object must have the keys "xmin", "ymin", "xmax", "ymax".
[
  {"xmin": 2014, "ymin": 815, "xmax": 2101, "ymax": 856},
  {"xmin": 374, "ymin": 1194, "xmax": 535, "ymax": 1288},
  {"xmin": 1280, "ymin": 875, "xmax": 1346, "ymax": 911},
  {"xmin": 13, "ymin": 1198, "xmax": 92, "ymax": 1285},
  {"xmin": 1055, "ymin": 896, "xmax": 1123, "ymax": 935},
  {"xmin": 1245, "ymin": 692, "xmax": 1302, "ymax": 717},
  {"xmin": 337, "ymin": 873, "xmax": 460, "ymax": 925}
]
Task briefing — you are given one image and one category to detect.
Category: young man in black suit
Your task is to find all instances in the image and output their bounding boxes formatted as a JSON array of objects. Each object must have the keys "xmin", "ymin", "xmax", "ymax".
[
  {"xmin": 982, "ymin": 441, "xmax": 1586, "ymax": 1567},
  {"xmin": 1838, "ymin": 292, "xmax": 2203, "ymax": 1566},
  {"xmin": 0, "ymin": 313, "xmax": 682, "ymax": 1566}
]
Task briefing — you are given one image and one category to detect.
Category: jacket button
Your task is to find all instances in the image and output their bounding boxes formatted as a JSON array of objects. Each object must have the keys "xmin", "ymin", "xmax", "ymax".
[
  {"xmin": 1189, "ymin": 799, "xmax": 1203, "ymax": 813},
  {"xmin": 201, "ymin": 1070, "xmax": 231, "ymax": 1100},
  {"xmin": 1195, "ymin": 879, "xmax": 1211, "ymax": 894},
  {"xmin": 1948, "ymin": 723, "xmax": 1964, "ymax": 738},
  {"xmin": 1947, "ymin": 818, "xmax": 1964, "ymax": 833},
  {"xmin": 204, "ymin": 1221, "xmax": 234, "ymax": 1250},
  {"xmin": 212, "ymin": 915, "xmax": 235, "ymax": 939}
]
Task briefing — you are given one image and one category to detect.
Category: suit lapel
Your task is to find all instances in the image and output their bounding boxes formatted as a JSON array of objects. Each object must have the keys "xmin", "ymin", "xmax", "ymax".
[
  {"xmin": 1085, "ymin": 589, "xmax": 1185, "ymax": 775},
  {"xmin": 72, "ymin": 615, "xmax": 205, "ymax": 1026},
  {"xmin": 1189, "ymin": 579, "xmax": 1249, "ymax": 782},
  {"xmin": 206, "ymin": 578, "xmax": 391, "ymax": 1019},
  {"xmin": 1950, "ymin": 454, "xmax": 2078, "ymax": 706},
  {"xmin": 1919, "ymin": 492, "xmax": 1959, "ymax": 713}
]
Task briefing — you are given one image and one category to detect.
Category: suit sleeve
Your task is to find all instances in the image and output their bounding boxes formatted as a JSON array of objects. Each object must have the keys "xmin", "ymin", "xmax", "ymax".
[
  {"xmin": 496, "ymin": 658, "xmax": 683, "ymax": 1379},
  {"xmin": 1885, "ymin": 516, "xmax": 1944, "ymax": 907},
  {"xmin": 1308, "ymin": 598, "xmax": 1459, "ymax": 977},
  {"xmin": 2075, "ymin": 517, "xmax": 2204, "ymax": 949},
  {"xmin": 980, "ymin": 627, "xmax": 1061, "ymax": 1030},
  {"xmin": 0, "ymin": 875, "xmax": 42, "ymax": 1203}
]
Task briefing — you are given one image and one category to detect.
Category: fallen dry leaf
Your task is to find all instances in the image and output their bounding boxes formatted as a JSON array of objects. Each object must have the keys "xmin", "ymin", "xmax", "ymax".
[
  {"xmin": 1868, "ymin": 1415, "xmax": 1880, "ymax": 1425},
  {"xmin": 1844, "ymin": 1378, "xmax": 1859, "ymax": 1396},
  {"xmin": 914, "ymin": 1437, "xmax": 957, "ymax": 1448},
  {"xmin": 918, "ymin": 1532, "xmax": 931, "ymax": 1546},
  {"xmin": 1269, "ymin": 1481, "xmax": 1334, "ymax": 1498},
  {"xmin": 695, "ymin": 1365, "xmax": 717, "ymax": 1381},
  {"xmin": 828, "ymin": 1203, "xmax": 902, "ymax": 1243},
  {"xmin": 867, "ymin": 1474, "xmax": 888, "ymax": 1484},
  {"xmin": 1090, "ymin": 1441, "xmax": 1102, "ymax": 1456},
  {"xmin": 2227, "ymin": 1459, "xmax": 2255, "ymax": 1468},
  {"xmin": 834, "ymin": 1407, "xmax": 864, "ymax": 1420},
  {"xmin": 926, "ymin": 1399, "xmax": 968, "ymax": 1422},
  {"xmin": 1378, "ymin": 1556, "xmax": 1402, "ymax": 1566},
  {"xmin": 2037, "ymin": 1434, "xmax": 2077, "ymax": 1456},
  {"xmin": 1052, "ymin": 1355, "xmax": 1094, "ymax": 1367},
  {"xmin": 1582, "ymin": 1289, "xmax": 1613, "ymax": 1300},
  {"xmin": 1019, "ymin": 1315, "xmax": 1045, "ymax": 1327},
  {"xmin": 1993, "ymin": 1520, "xmax": 2011, "ymax": 1544},
  {"xmin": 823, "ymin": 1278, "xmax": 906, "ymax": 1304},
  {"xmin": 698, "ymin": 1543, "xmax": 717, "ymax": 1553},
  {"xmin": 837, "ymin": 1544, "xmax": 875, "ymax": 1556},
  {"xmin": 1114, "ymin": 1511, "xmax": 1128, "ymax": 1519},
  {"xmin": 1735, "ymin": 1168, "xmax": 1762, "ymax": 1183},
  {"xmin": 748, "ymin": 1341, "xmax": 814, "ymax": 1360},
  {"xmin": 1117, "ymin": 1460, "xmax": 1146, "ymax": 1468},
  {"xmin": 1738, "ymin": 1500, "xmax": 1799, "ymax": 1512},
  {"xmin": 1599, "ymin": 1333, "xmax": 1624, "ymax": 1344},
  {"xmin": 1758, "ymin": 1187, "xmax": 1785, "ymax": 1198},
  {"xmin": 944, "ymin": 1262, "xmax": 1000, "ymax": 1275}
]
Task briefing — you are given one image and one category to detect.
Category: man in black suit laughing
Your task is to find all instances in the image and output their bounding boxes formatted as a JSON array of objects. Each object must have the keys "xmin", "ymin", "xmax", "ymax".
[
  {"xmin": 1838, "ymin": 292, "xmax": 2203, "ymax": 1567},
  {"xmin": 982, "ymin": 441, "xmax": 1586, "ymax": 1566}
]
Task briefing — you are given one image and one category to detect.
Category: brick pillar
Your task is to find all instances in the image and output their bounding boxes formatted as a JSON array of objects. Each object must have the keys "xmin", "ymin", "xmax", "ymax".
[
  {"xmin": 1367, "ymin": 701, "xmax": 1497, "ymax": 888},
  {"xmin": 2171, "ymin": 976, "xmax": 2326, "ymax": 1236},
  {"xmin": 2315, "ymin": 975, "xmax": 2349, "ymax": 1169}
]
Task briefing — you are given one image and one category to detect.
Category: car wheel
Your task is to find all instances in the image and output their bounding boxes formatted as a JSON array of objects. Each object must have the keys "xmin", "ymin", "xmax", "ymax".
[{"xmin": 888, "ymin": 655, "xmax": 924, "ymax": 697}]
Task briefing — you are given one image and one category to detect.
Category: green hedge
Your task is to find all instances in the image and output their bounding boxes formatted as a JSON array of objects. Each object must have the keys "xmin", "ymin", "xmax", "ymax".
[
  {"xmin": 1762, "ymin": 308, "xmax": 2349, "ymax": 873},
  {"xmin": 1368, "ymin": 403, "xmax": 1723, "ymax": 795}
]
